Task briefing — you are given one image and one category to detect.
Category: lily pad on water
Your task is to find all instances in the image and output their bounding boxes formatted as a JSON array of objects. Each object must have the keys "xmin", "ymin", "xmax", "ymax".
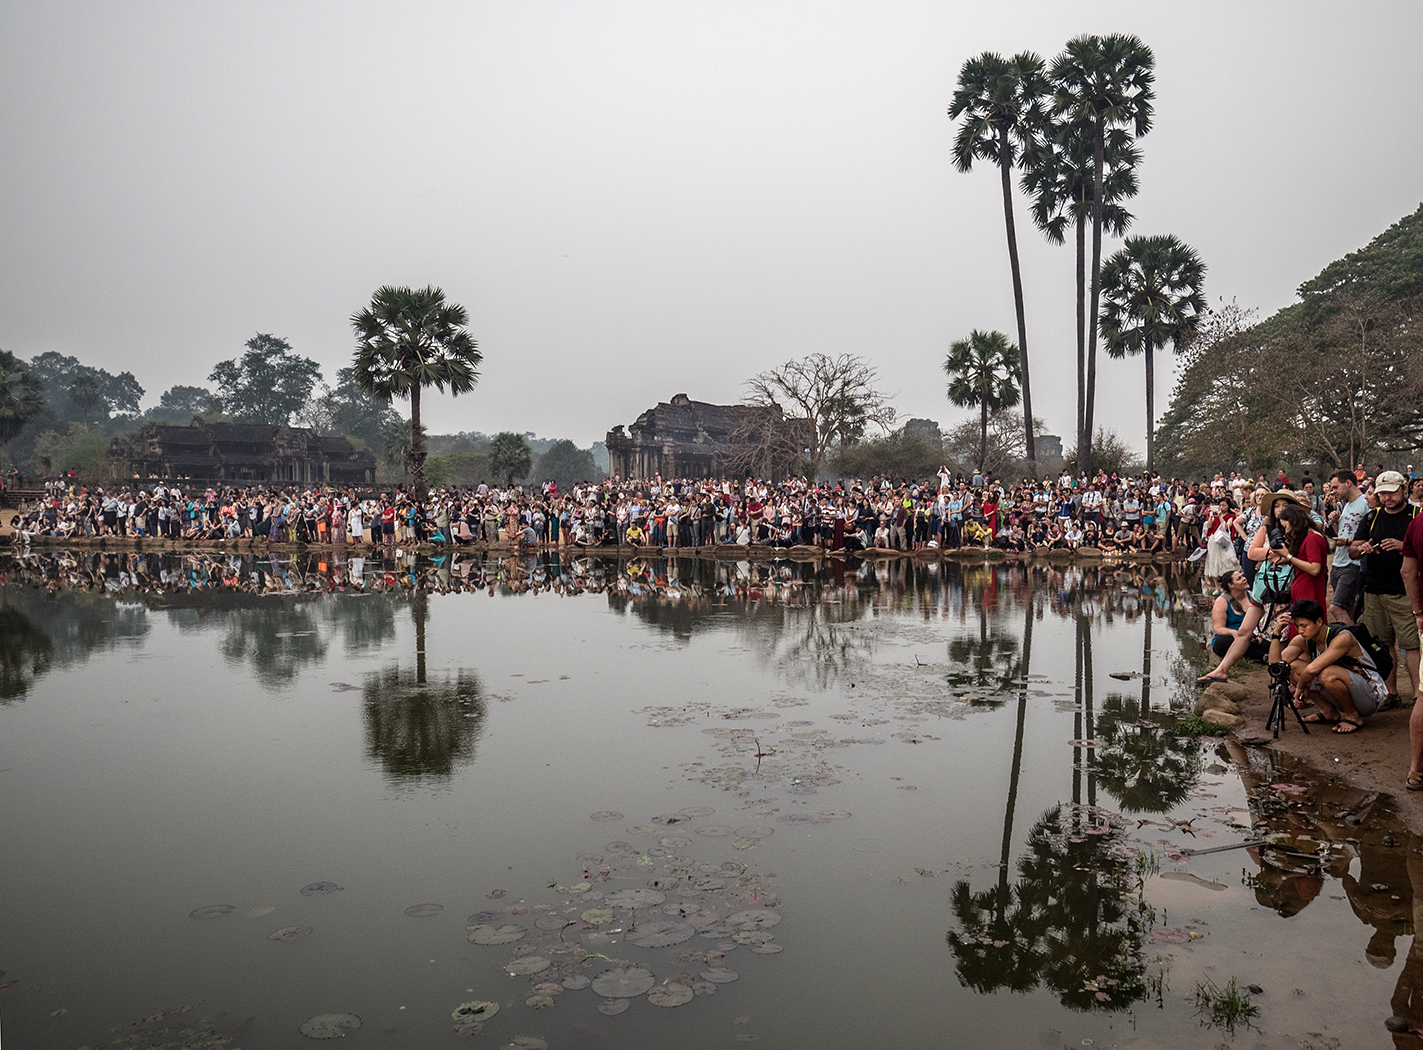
[
  {"xmin": 468, "ymin": 910, "xmax": 507, "ymax": 925},
  {"xmin": 562, "ymin": 974, "xmax": 592, "ymax": 990},
  {"xmin": 605, "ymin": 841, "xmax": 636, "ymax": 853},
  {"xmin": 506, "ymin": 956, "xmax": 552, "ymax": 976},
  {"xmin": 735, "ymin": 826, "xmax": 774, "ymax": 839},
  {"xmin": 300, "ymin": 881, "xmax": 343, "ymax": 896},
  {"xmin": 606, "ymin": 888, "xmax": 666, "ymax": 908},
  {"xmin": 591, "ymin": 966, "xmax": 656, "ymax": 997},
  {"xmin": 298, "ymin": 1013, "xmax": 362, "ymax": 1039},
  {"xmin": 405, "ymin": 903, "xmax": 443, "ymax": 917},
  {"xmin": 776, "ymin": 814, "xmax": 813, "ymax": 825},
  {"xmin": 678, "ymin": 806, "xmax": 716, "ymax": 818},
  {"xmin": 699, "ymin": 967, "xmax": 740, "ymax": 984},
  {"xmin": 590, "ymin": 811, "xmax": 624, "ymax": 822},
  {"xmin": 467, "ymin": 923, "xmax": 527, "ymax": 945},
  {"xmin": 188, "ymin": 904, "xmax": 234, "ymax": 920},
  {"xmin": 535, "ymin": 914, "xmax": 573, "ymax": 931},
  {"xmin": 647, "ymin": 982, "xmax": 694, "ymax": 1007},
  {"xmin": 268, "ymin": 925, "xmax": 314, "ymax": 941},
  {"xmin": 524, "ymin": 994, "xmax": 555, "ymax": 1008},
  {"xmin": 629, "ymin": 921, "xmax": 695, "ymax": 948},
  {"xmin": 751, "ymin": 943, "xmax": 784, "ymax": 954},
  {"xmin": 696, "ymin": 824, "xmax": 735, "ymax": 837},
  {"xmin": 659, "ymin": 836, "xmax": 692, "ymax": 848},
  {"xmin": 597, "ymin": 998, "xmax": 630, "ymax": 1016},
  {"xmin": 581, "ymin": 908, "xmax": 615, "ymax": 925},
  {"xmin": 727, "ymin": 908, "xmax": 781, "ymax": 929},
  {"xmin": 732, "ymin": 930, "xmax": 774, "ymax": 944},
  {"xmin": 452, "ymin": 1001, "xmax": 499, "ymax": 1024}
]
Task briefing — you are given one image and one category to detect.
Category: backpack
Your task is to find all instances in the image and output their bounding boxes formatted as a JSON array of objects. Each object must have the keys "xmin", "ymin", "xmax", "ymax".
[{"xmin": 1326, "ymin": 622, "xmax": 1393, "ymax": 682}]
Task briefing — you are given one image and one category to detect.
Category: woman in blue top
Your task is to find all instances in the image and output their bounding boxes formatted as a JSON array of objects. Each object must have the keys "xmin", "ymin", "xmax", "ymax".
[{"xmin": 1210, "ymin": 570, "xmax": 1269, "ymax": 662}]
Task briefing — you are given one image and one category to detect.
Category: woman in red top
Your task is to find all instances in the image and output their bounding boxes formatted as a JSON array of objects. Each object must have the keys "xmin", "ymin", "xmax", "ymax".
[
  {"xmin": 1276, "ymin": 503, "xmax": 1328, "ymax": 608},
  {"xmin": 982, "ymin": 493, "xmax": 999, "ymax": 538}
]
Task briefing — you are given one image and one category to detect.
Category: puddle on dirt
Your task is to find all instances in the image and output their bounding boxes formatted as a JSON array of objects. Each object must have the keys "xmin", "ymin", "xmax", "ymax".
[{"xmin": 0, "ymin": 549, "xmax": 1416, "ymax": 1048}]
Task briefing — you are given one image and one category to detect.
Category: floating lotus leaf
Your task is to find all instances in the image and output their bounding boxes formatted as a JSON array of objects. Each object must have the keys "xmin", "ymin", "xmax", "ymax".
[
  {"xmin": 727, "ymin": 909, "xmax": 781, "ymax": 929},
  {"xmin": 751, "ymin": 943, "xmax": 784, "ymax": 954},
  {"xmin": 678, "ymin": 806, "xmax": 716, "ymax": 818},
  {"xmin": 732, "ymin": 838, "xmax": 756, "ymax": 850},
  {"xmin": 591, "ymin": 967, "xmax": 656, "ymax": 997},
  {"xmin": 575, "ymin": 852, "xmax": 604, "ymax": 865},
  {"xmin": 590, "ymin": 811, "xmax": 624, "ymax": 822},
  {"xmin": 570, "ymin": 881, "xmax": 591, "ymax": 892},
  {"xmin": 299, "ymin": 1013, "xmax": 362, "ymax": 1039},
  {"xmin": 405, "ymin": 903, "xmax": 443, "ymax": 917},
  {"xmin": 659, "ymin": 836, "xmax": 692, "ymax": 848},
  {"xmin": 627, "ymin": 825, "xmax": 656, "ymax": 835},
  {"xmin": 786, "ymin": 784, "xmax": 817, "ymax": 796},
  {"xmin": 468, "ymin": 910, "xmax": 507, "ymax": 925},
  {"xmin": 690, "ymin": 876, "xmax": 726, "ymax": 890},
  {"xmin": 696, "ymin": 825, "xmax": 734, "ymax": 837},
  {"xmin": 785, "ymin": 720, "xmax": 814, "ymax": 727},
  {"xmin": 562, "ymin": 974, "xmax": 592, "ymax": 990},
  {"xmin": 597, "ymin": 998, "xmax": 630, "ymax": 1016},
  {"xmin": 699, "ymin": 967, "xmax": 740, "ymax": 984},
  {"xmin": 736, "ymin": 826, "xmax": 774, "ymax": 838},
  {"xmin": 524, "ymin": 994, "xmax": 555, "ymax": 1009},
  {"xmin": 532, "ymin": 982, "xmax": 562, "ymax": 996},
  {"xmin": 692, "ymin": 980, "xmax": 717, "ymax": 995},
  {"xmin": 732, "ymin": 930, "xmax": 774, "ymax": 944},
  {"xmin": 504, "ymin": 1039, "xmax": 549, "ymax": 1050},
  {"xmin": 628, "ymin": 921, "xmax": 695, "ymax": 948},
  {"xmin": 580, "ymin": 890, "xmax": 605, "ymax": 902},
  {"xmin": 506, "ymin": 956, "xmax": 551, "ymax": 976},
  {"xmin": 581, "ymin": 908, "xmax": 614, "ymax": 925},
  {"xmin": 647, "ymin": 982, "xmax": 693, "ymax": 1007},
  {"xmin": 188, "ymin": 905, "xmax": 234, "ymax": 920},
  {"xmin": 697, "ymin": 924, "xmax": 735, "ymax": 939},
  {"xmin": 818, "ymin": 810, "xmax": 852, "ymax": 820},
  {"xmin": 647, "ymin": 847, "xmax": 672, "ymax": 857},
  {"xmin": 651, "ymin": 813, "xmax": 687, "ymax": 826},
  {"xmin": 452, "ymin": 1001, "xmax": 499, "ymax": 1023},
  {"xmin": 776, "ymin": 814, "xmax": 813, "ymax": 825},
  {"xmin": 535, "ymin": 915, "xmax": 573, "ymax": 931},
  {"xmin": 467, "ymin": 923, "xmax": 527, "ymax": 945},
  {"xmin": 683, "ymin": 910, "xmax": 719, "ymax": 928},
  {"xmin": 605, "ymin": 841, "xmax": 636, "ymax": 853},
  {"xmin": 268, "ymin": 925, "xmax": 313, "ymax": 941},
  {"xmin": 646, "ymin": 876, "xmax": 679, "ymax": 890},
  {"xmin": 606, "ymin": 889, "xmax": 665, "ymax": 908},
  {"xmin": 300, "ymin": 882, "xmax": 342, "ymax": 896}
]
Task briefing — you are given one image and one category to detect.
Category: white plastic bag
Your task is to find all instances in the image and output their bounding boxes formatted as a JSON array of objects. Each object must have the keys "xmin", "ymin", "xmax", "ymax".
[{"xmin": 1201, "ymin": 523, "xmax": 1240, "ymax": 576}]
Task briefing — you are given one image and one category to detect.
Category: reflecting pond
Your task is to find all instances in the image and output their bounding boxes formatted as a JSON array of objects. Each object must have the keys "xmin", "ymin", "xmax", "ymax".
[{"xmin": 0, "ymin": 549, "xmax": 1417, "ymax": 1048}]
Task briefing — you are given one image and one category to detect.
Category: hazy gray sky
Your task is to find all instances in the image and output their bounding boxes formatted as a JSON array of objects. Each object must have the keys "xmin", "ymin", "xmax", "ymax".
[{"xmin": 3, "ymin": 1, "xmax": 1420, "ymax": 454}]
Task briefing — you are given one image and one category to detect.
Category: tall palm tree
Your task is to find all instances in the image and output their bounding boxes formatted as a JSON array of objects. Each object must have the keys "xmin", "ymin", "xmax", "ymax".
[
  {"xmin": 949, "ymin": 51, "xmax": 1049, "ymax": 473},
  {"xmin": 945, "ymin": 330, "xmax": 1021, "ymax": 474},
  {"xmin": 1099, "ymin": 234, "xmax": 1206, "ymax": 470},
  {"xmin": 351, "ymin": 286, "xmax": 481, "ymax": 496},
  {"xmin": 1020, "ymin": 121, "xmax": 1139, "ymax": 456},
  {"xmin": 1050, "ymin": 34, "xmax": 1155, "ymax": 474}
]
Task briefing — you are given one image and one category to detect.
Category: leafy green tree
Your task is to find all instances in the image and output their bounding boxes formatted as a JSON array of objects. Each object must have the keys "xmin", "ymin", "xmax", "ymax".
[
  {"xmin": 829, "ymin": 426, "xmax": 942, "ymax": 481},
  {"xmin": 1099, "ymin": 234, "xmax": 1206, "ymax": 470},
  {"xmin": 208, "ymin": 334, "xmax": 322, "ymax": 425},
  {"xmin": 536, "ymin": 439, "xmax": 597, "ymax": 490},
  {"xmin": 25, "ymin": 352, "xmax": 143, "ymax": 430},
  {"xmin": 1021, "ymin": 120, "xmax": 1139, "ymax": 454},
  {"xmin": 944, "ymin": 330, "xmax": 1021, "ymax": 473},
  {"xmin": 351, "ymin": 286, "xmax": 482, "ymax": 497},
  {"xmin": 490, "ymin": 431, "xmax": 532, "ymax": 486},
  {"xmin": 145, "ymin": 384, "xmax": 215, "ymax": 423},
  {"xmin": 32, "ymin": 423, "xmax": 111, "ymax": 479},
  {"xmin": 949, "ymin": 50, "xmax": 1050, "ymax": 472},
  {"xmin": 1050, "ymin": 34, "xmax": 1156, "ymax": 473},
  {"xmin": 0, "ymin": 349, "xmax": 45, "ymax": 454}
]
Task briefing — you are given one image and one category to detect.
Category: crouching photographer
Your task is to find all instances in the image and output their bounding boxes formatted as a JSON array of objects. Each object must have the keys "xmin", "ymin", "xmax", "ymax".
[{"xmin": 1268, "ymin": 599, "xmax": 1389, "ymax": 735}]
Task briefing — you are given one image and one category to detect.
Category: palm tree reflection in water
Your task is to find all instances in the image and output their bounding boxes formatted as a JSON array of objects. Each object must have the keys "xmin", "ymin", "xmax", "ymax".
[{"xmin": 362, "ymin": 590, "xmax": 486, "ymax": 783}]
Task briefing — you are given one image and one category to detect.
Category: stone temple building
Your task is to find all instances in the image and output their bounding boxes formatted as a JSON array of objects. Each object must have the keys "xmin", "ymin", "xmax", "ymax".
[
  {"xmin": 605, "ymin": 394, "xmax": 803, "ymax": 480},
  {"xmin": 122, "ymin": 419, "xmax": 376, "ymax": 486}
]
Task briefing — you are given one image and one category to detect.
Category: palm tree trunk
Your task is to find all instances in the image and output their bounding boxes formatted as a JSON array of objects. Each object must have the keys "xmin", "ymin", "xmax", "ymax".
[
  {"xmin": 998, "ymin": 129, "xmax": 1036, "ymax": 474},
  {"xmin": 410, "ymin": 384, "xmax": 426, "ymax": 497},
  {"xmin": 413, "ymin": 589, "xmax": 428, "ymax": 686},
  {"xmin": 1140, "ymin": 610, "xmax": 1152, "ymax": 712},
  {"xmin": 1075, "ymin": 211, "xmax": 1086, "ymax": 462},
  {"xmin": 1084, "ymin": 610, "xmax": 1096, "ymax": 808},
  {"xmin": 996, "ymin": 599, "xmax": 1033, "ymax": 918},
  {"xmin": 1082, "ymin": 123, "xmax": 1105, "ymax": 476},
  {"xmin": 1144, "ymin": 339, "xmax": 1155, "ymax": 471},
  {"xmin": 980, "ymin": 399, "xmax": 989, "ymax": 474}
]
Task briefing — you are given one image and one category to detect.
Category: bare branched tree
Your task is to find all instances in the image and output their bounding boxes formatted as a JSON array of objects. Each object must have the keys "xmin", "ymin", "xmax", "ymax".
[{"xmin": 743, "ymin": 353, "xmax": 896, "ymax": 479}]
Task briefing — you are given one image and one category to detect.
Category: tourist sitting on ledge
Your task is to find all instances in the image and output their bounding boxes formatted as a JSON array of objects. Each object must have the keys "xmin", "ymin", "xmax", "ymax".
[
  {"xmin": 1210, "ymin": 570, "xmax": 1269, "ymax": 663},
  {"xmin": 1269, "ymin": 598, "xmax": 1387, "ymax": 734}
]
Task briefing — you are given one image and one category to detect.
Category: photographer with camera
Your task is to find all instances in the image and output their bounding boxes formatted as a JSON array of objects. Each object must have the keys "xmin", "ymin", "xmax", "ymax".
[
  {"xmin": 1349, "ymin": 470, "xmax": 1420, "ymax": 706},
  {"xmin": 1268, "ymin": 599, "xmax": 1387, "ymax": 734}
]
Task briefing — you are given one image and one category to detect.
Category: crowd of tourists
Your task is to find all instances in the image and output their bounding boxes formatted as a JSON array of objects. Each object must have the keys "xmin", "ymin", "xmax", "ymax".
[{"xmin": 15, "ymin": 464, "xmax": 1423, "ymax": 559}]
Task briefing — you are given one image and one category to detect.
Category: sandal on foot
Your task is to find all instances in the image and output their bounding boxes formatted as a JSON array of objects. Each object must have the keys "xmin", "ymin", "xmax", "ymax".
[
  {"xmin": 1301, "ymin": 713, "xmax": 1341, "ymax": 725},
  {"xmin": 1332, "ymin": 717, "xmax": 1364, "ymax": 734},
  {"xmin": 1409, "ymin": 771, "xmax": 1423, "ymax": 791},
  {"xmin": 1196, "ymin": 672, "xmax": 1229, "ymax": 685}
]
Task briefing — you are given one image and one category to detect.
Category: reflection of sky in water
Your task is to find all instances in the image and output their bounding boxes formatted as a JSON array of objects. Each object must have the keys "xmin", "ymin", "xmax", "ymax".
[{"xmin": 0, "ymin": 551, "xmax": 1415, "ymax": 1048}]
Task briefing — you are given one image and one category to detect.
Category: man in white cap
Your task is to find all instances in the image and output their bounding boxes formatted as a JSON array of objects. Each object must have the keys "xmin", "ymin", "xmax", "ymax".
[{"xmin": 1350, "ymin": 470, "xmax": 1420, "ymax": 705}]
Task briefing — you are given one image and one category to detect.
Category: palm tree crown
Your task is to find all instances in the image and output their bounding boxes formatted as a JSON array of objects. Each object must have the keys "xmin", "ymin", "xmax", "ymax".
[
  {"xmin": 1100, "ymin": 234, "xmax": 1207, "ymax": 470},
  {"xmin": 945, "ymin": 330, "xmax": 1021, "ymax": 472},
  {"xmin": 352, "ymin": 285, "xmax": 481, "ymax": 495}
]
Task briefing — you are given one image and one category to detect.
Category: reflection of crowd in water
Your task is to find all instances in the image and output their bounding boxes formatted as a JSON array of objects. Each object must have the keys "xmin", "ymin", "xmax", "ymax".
[{"xmin": 1, "ymin": 547, "xmax": 1207, "ymax": 622}]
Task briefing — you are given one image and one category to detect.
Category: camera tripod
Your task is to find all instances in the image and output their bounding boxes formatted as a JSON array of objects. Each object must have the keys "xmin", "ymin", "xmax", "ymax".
[{"xmin": 1265, "ymin": 661, "xmax": 1310, "ymax": 738}]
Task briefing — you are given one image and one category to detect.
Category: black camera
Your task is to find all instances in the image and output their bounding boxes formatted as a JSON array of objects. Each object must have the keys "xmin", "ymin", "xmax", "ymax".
[
  {"xmin": 1268, "ymin": 526, "xmax": 1286, "ymax": 550},
  {"xmin": 1268, "ymin": 660, "xmax": 1291, "ymax": 682}
]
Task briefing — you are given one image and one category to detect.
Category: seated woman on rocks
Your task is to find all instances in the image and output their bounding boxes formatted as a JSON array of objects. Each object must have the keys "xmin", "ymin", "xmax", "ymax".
[
  {"xmin": 1210, "ymin": 570, "xmax": 1269, "ymax": 663},
  {"xmin": 1270, "ymin": 598, "xmax": 1386, "ymax": 734}
]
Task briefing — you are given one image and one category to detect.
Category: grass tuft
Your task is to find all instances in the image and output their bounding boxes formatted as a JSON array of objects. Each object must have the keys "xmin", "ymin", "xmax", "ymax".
[{"xmin": 1194, "ymin": 976, "xmax": 1259, "ymax": 1031}]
